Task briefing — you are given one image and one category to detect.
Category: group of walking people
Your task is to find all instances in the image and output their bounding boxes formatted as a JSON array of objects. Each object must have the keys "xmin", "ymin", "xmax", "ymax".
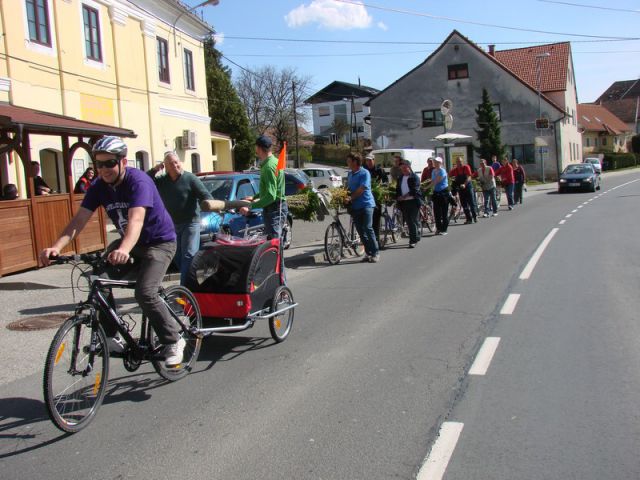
[
  {"xmin": 345, "ymin": 151, "xmax": 527, "ymax": 260},
  {"xmin": 422, "ymin": 153, "xmax": 526, "ymax": 234}
]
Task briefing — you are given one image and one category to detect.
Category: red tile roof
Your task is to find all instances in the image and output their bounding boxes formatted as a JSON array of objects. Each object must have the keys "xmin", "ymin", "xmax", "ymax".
[
  {"xmin": 577, "ymin": 103, "xmax": 631, "ymax": 135},
  {"xmin": 495, "ymin": 43, "xmax": 570, "ymax": 92}
]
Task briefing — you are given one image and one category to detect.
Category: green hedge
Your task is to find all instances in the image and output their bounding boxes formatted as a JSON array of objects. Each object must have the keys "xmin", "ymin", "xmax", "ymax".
[
  {"xmin": 311, "ymin": 144, "xmax": 353, "ymax": 166},
  {"xmin": 602, "ymin": 153, "xmax": 637, "ymax": 171}
]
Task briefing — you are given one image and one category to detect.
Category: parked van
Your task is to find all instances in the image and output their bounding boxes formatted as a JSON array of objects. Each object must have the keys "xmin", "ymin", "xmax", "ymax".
[{"xmin": 370, "ymin": 148, "xmax": 435, "ymax": 176}]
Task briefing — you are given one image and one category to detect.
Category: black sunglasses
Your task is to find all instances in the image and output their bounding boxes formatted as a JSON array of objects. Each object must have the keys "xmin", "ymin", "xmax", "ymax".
[{"xmin": 94, "ymin": 158, "xmax": 120, "ymax": 169}]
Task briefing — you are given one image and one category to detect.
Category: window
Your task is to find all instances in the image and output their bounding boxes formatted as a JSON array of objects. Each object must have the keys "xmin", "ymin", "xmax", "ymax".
[
  {"xmin": 318, "ymin": 106, "xmax": 330, "ymax": 117},
  {"xmin": 157, "ymin": 37, "xmax": 170, "ymax": 83},
  {"xmin": 82, "ymin": 5, "xmax": 102, "ymax": 62},
  {"xmin": 354, "ymin": 102, "xmax": 363, "ymax": 113},
  {"xmin": 191, "ymin": 153, "xmax": 200, "ymax": 173},
  {"xmin": 236, "ymin": 180, "xmax": 255, "ymax": 200},
  {"xmin": 602, "ymin": 137, "xmax": 607, "ymax": 146},
  {"xmin": 448, "ymin": 63, "xmax": 469, "ymax": 80},
  {"xmin": 334, "ymin": 104, "xmax": 347, "ymax": 122},
  {"xmin": 26, "ymin": 0, "xmax": 51, "ymax": 46},
  {"xmin": 184, "ymin": 49, "xmax": 195, "ymax": 91},
  {"xmin": 422, "ymin": 109, "xmax": 443, "ymax": 128},
  {"xmin": 586, "ymin": 138, "xmax": 590, "ymax": 147},
  {"xmin": 352, "ymin": 125, "xmax": 364, "ymax": 133},
  {"xmin": 510, "ymin": 144, "xmax": 535, "ymax": 164}
]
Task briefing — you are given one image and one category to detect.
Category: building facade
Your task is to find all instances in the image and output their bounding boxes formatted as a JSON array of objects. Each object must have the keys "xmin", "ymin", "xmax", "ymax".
[
  {"xmin": 577, "ymin": 103, "xmax": 632, "ymax": 155},
  {"xmin": 0, "ymin": 0, "xmax": 229, "ymax": 198},
  {"xmin": 367, "ymin": 31, "xmax": 582, "ymax": 180},
  {"xmin": 305, "ymin": 81, "xmax": 379, "ymax": 145}
]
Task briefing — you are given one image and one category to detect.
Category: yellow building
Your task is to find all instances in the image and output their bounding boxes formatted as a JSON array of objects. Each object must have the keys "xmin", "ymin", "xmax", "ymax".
[{"xmin": 0, "ymin": 0, "xmax": 231, "ymax": 197}]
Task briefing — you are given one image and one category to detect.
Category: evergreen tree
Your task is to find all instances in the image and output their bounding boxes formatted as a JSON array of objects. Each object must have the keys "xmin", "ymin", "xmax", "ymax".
[
  {"xmin": 474, "ymin": 88, "xmax": 505, "ymax": 160},
  {"xmin": 203, "ymin": 37, "xmax": 254, "ymax": 170}
]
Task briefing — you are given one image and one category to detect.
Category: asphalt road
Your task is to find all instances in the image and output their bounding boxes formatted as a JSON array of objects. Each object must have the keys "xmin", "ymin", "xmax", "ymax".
[{"xmin": 2, "ymin": 171, "xmax": 640, "ymax": 479}]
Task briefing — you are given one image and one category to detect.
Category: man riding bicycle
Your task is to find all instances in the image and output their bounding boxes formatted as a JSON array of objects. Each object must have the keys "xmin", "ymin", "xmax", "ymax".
[{"xmin": 39, "ymin": 136, "xmax": 184, "ymax": 367}]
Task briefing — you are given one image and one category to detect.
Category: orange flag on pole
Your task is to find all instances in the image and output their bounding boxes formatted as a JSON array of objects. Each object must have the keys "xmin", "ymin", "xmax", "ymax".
[{"xmin": 276, "ymin": 141, "xmax": 287, "ymax": 175}]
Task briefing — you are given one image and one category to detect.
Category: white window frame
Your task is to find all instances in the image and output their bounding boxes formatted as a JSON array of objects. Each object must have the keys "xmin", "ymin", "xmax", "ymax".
[
  {"xmin": 23, "ymin": 0, "xmax": 56, "ymax": 56},
  {"xmin": 79, "ymin": 0, "xmax": 106, "ymax": 69}
]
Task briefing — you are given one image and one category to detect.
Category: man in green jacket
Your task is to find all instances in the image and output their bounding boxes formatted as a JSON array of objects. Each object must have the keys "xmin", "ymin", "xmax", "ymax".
[
  {"xmin": 149, "ymin": 152, "xmax": 212, "ymax": 284},
  {"xmin": 239, "ymin": 135, "xmax": 288, "ymax": 239}
]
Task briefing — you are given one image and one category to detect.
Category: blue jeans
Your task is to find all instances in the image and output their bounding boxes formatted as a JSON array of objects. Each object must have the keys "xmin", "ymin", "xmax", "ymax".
[
  {"xmin": 505, "ymin": 183, "xmax": 515, "ymax": 207},
  {"xmin": 483, "ymin": 188, "xmax": 498, "ymax": 214},
  {"xmin": 175, "ymin": 222, "xmax": 201, "ymax": 285},
  {"xmin": 352, "ymin": 207, "xmax": 378, "ymax": 257},
  {"xmin": 263, "ymin": 201, "xmax": 288, "ymax": 239}
]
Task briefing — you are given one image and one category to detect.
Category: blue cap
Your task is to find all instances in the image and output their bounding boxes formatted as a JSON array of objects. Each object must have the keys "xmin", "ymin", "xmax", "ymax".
[{"xmin": 256, "ymin": 135, "xmax": 272, "ymax": 149}]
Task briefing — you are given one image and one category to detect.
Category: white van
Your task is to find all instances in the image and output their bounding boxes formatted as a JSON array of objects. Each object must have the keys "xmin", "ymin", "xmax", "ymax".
[{"xmin": 370, "ymin": 148, "xmax": 435, "ymax": 176}]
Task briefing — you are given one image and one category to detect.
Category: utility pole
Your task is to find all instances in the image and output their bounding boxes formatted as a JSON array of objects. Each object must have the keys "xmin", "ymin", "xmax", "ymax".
[{"xmin": 292, "ymin": 80, "xmax": 300, "ymax": 168}]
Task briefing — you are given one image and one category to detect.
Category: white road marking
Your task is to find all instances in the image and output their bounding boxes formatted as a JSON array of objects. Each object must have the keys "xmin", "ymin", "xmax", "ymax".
[
  {"xmin": 500, "ymin": 293, "xmax": 521, "ymax": 314},
  {"xmin": 417, "ymin": 422, "xmax": 464, "ymax": 480},
  {"xmin": 577, "ymin": 205, "xmax": 583, "ymax": 209},
  {"xmin": 520, "ymin": 228, "xmax": 559, "ymax": 280},
  {"xmin": 571, "ymin": 209, "xmax": 578, "ymax": 213},
  {"xmin": 469, "ymin": 337, "xmax": 501, "ymax": 375},
  {"xmin": 559, "ymin": 219, "xmax": 566, "ymax": 225},
  {"xmin": 583, "ymin": 202, "xmax": 589, "ymax": 205},
  {"xmin": 565, "ymin": 214, "xmax": 572, "ymax": 218}
]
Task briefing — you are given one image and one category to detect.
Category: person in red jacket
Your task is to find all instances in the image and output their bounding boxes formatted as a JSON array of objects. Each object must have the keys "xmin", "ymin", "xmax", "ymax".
[
  {"xmin": 495, "ymin": 157, "xmax": 515, "ymax": 210},
  {"xmin": 449, "ymin": 157, "xmax": 477, "ymax": 223}
]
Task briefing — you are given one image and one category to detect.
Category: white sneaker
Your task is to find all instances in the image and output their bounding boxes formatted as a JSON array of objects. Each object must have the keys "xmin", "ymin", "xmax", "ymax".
[
  {"xmin": 370, "ymin": 254, "xmax": 380, "ymax": 263},
  {"xmin": 492, "ymin": 212, "xmax": 498, "ymax": 217},
  {"xmin": 164, "ymin": 338, "xmax": 186, "ymax": 367}
]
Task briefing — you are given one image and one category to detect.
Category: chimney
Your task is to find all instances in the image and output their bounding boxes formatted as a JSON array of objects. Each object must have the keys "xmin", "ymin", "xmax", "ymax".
[{"xmin": 488, "ymin": 45, "xmax": 495, "ymax": 56}]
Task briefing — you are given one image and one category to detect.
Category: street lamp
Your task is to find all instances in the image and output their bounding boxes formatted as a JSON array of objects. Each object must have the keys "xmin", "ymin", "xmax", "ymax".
[
  {"xmin": 172, "ymin": 0, "xmax": 219, "ymax": 56},
  {"xmin": 535, "ymin": 52, "xmax": 550, "ymax": 182}
]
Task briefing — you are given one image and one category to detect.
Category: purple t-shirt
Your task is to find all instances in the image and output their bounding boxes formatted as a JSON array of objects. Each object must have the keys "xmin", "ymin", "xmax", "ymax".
[{"xmin": 81, "ymin": 167, "xmax": 176, "ymax": 245}]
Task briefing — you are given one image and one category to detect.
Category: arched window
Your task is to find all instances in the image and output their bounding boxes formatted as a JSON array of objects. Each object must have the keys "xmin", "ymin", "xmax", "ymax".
[
  {"xmin": 191, "ymin": 153, "xmax": 201, "ymax": 173},
  {"xmin": 135, "ymin": 151, "xmax": 149, "ymax": 171}
]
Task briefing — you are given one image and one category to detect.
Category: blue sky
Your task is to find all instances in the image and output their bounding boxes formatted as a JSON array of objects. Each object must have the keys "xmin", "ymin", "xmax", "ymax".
[{"xmin": 194, "ymin": 0, "xmax": 640, "ymax": 112}]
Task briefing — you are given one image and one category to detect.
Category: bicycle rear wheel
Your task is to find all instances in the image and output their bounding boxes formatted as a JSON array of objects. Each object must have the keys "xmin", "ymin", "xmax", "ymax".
[
  {"xmin": 43, "ymin": 315, "xmax": 109, "ymax": 433},
  {"xmin": 150, "ymin": 286, "xmax": 202, "ymax": 381},
  {"xmin": 324, "ymin": 222, "xmax": 343, "ymax": 264},
  {"xmin": 421, "ymin": 205, "xmax": 435, "ymax": 233}
]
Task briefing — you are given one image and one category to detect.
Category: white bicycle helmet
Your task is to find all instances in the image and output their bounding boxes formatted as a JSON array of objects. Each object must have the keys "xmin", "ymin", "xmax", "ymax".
[{"xmin": 92, "ymin": 136, "xmax": 128, "ymax": 158}]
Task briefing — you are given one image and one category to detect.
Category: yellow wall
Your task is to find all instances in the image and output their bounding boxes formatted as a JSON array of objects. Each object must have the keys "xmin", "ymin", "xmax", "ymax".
[{"xmin": 0, "ymin": 0, "xmax": 226, "ymax": 191}]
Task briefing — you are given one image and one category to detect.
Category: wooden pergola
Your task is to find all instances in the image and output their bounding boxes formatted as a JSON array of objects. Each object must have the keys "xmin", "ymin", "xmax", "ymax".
[{"xmin": 0, "ymin": 104, "xmax": 135, "ymax": 276}]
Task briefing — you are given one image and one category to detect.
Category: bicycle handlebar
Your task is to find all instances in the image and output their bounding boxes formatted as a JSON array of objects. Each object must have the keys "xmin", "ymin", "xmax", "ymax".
[{"xmin": 48, "ymin": 252, "xmax": 134, "ymax": 268}]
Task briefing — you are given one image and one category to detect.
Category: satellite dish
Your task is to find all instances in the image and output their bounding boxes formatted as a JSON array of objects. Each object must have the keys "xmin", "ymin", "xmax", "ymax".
[{"xmin": 441, "ymin": 99, "xmax": 453, "ymax": 115}]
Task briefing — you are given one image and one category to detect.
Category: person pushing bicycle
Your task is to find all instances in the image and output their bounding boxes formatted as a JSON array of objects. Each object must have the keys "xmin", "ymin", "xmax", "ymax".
[{"xmin": 39, "ymin": 136, "xmax": 184, "ymax": 368}]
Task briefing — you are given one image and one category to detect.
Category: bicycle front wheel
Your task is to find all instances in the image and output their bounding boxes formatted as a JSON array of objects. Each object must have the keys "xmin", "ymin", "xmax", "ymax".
[
  {"xmin": 150, "ymin": 286, "xmax": 202, "ymax": 382},
  {"xmin": 324, "ymin": 222, "xmax": 343, "ymax": 265},
  {"xmin": 422, "ymin": 205, "xmax": 435, "ymax": 232},
  {"xmin": 43, "ymin": 315, "xmax": 109, "ymax": 433}
]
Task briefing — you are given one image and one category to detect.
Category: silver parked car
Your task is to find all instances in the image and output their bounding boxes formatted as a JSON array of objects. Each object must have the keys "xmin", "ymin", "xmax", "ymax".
[{"xmin": 301, "ymin": 167, "xmax": 343, "ymax": 190}]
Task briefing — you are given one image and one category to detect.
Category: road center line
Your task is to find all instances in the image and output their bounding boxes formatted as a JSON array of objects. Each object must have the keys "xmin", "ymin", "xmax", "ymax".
[
  {"xmin": 565, "ymin": 213, "xmax": 572, "ymax": 218},
  {"xmin": 559, "ymin": 219, "xmax": 566, "ymax": 225},
  {"xmin": 577, "ymin": 205, "xmax": 583, "ymax": 209},
  {"xmin": 417, "ymin": 422, "xmax": 464, "ymax": 480},
  {"xmin": 571, "ymin": 209, "xmax": 578, "ymax": 213},
  {"xmin": 469, "ymin": 337, "xmax": 501, "ymax": 375},
  {"xmin": 500, "ymin": 293, "xmax": 520, "ymax": 314},
  {"xmin": 520, "ymin": 228, "xmax": 559, "ymax": 280}
]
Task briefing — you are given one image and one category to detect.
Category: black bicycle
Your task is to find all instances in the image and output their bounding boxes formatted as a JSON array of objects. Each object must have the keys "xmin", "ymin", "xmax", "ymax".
[
  {"xmin": 43, "ymin": 253, "xmax": 202, "ymax": 433},
  {"xmin": 324, "ymin": 207, "xmax": 366, "ymax": 264}
]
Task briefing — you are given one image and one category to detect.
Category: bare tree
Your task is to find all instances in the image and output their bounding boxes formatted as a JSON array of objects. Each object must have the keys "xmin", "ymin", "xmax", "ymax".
[{"xmin": 236, "ymin": 66, "xmax": 310, "ymax": 148}]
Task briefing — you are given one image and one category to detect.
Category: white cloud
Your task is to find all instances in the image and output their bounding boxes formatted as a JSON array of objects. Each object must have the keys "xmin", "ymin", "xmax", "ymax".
[
  {"xmin": 213, "ymin": 32, "xmax": 225, "ymax": 46},
  {"xmin": 285, "ymin": 0, "xmax": 373, "ymax": 30},
  {"xmin": 377, "ymin": 21, "xmax": 388, "ymax": 31}
]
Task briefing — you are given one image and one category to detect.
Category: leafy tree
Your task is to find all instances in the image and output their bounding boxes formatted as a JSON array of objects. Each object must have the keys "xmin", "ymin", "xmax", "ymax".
[
  {"xmin": 331, "ymin": 118, "xmax": 350, "ymax": 144},
  {"xmin": 474, "ymin": 88, "xmax": 505, "ymax": 160},
  {"xmin": 236, "ymin": 66, "xmax": 310, "ymax": 149},
  {"xmin": 632, "ymin": 134, "xmax": 640, "ymax": 154},
  {"xmin": 203, "ymin": 37, "xmax": 254, "ymax": 170}
]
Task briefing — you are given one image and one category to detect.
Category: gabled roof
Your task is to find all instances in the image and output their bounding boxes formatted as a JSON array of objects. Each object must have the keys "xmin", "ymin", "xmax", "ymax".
[
  {"xmin": 304, "ymin": 81, "xmax": 379, "ymax": 104},
  {"xmin": 366, "ymin": 30, "xmax": 564, "ymax": 114},
  {"xmin": 596, "ymin": 79, "xmax": 640, "ymax": 103},
  {"xmin": 494, "ymin": 43, "xmax": 570, "ymax": 93},
  {"xmin": 577, "ymin": 103, "xmax": 631, "ymax": 135}
]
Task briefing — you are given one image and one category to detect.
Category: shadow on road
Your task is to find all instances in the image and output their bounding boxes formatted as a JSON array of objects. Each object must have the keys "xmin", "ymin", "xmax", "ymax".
[{"xmin": 0, "ymin": 397, "xmax": 70, "ymax": 459}]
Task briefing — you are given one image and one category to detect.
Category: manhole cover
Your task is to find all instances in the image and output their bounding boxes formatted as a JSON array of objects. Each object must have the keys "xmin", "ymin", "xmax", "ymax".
[{"xmin": 7, "ymin": 314, "xmax": 70, "ymax": 331}]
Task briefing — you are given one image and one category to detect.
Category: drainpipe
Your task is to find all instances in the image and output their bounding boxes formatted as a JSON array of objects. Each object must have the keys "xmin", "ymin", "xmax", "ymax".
[{"xmin": 52, "ymin": 0, "xmax": 68, "ymax": 115}]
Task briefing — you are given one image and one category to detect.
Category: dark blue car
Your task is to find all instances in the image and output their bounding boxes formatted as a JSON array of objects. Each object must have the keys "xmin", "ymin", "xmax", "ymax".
[{"xmin": 198, "ymin": 172, "xmax": 292, "ymax": 248}]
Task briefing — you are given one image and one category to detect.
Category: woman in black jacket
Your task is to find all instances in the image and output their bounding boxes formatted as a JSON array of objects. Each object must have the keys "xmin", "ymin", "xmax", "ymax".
[{"xmin": 395, "ymin": 159, "xmax": 423, "ymax": 248}]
